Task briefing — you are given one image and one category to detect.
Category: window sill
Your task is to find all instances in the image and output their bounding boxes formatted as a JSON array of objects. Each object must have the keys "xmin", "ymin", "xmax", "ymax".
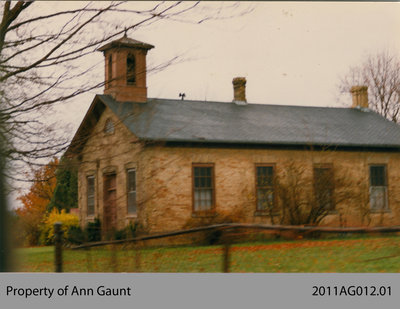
[
  {"xmin": 126, "ymin": 214, "xmax": 138, "ymax": 219},
  {"xmin": 254, "ymin": 211, "xmax": 280, "ymax": 217},
  {"xmin": 85, "ymin": 216, "xmax": 95, "ymax": 221},
  {"xmin": 191, "ymin": 212, "xmax": 217, "ymax": 218},
  {"xmin": 370, "ymin": 209, "xmax": 391, "ymax": 214}
]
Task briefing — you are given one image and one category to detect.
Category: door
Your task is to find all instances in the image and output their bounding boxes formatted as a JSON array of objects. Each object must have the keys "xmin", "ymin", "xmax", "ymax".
[{"xmin": 103, "ymin": 173, "xmax": 117, "ymax": 238}]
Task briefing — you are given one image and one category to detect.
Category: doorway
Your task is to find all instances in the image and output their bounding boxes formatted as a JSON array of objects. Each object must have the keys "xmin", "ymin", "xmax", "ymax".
[{"xmin": 103, "ymin": 173, "xmax": 117, "ymax": 238}]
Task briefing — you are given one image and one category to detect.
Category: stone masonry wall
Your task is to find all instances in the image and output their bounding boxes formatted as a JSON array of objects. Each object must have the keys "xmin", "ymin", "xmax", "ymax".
[
  {"xmin": 78, "ymin": 106, "xmax": 144, "ymax": 231},
  {"xmin": 139, "ymin": 145, "xmax": 400, "ymax": 233},
  {"xmin": 78, "ymin": 106, "xmax": 400, "ymax": 234}
]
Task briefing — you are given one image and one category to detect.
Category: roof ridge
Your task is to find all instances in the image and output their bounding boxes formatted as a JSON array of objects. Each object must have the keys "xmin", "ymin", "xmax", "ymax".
[{"xmin": 147, "ymin": 97, "xmax": 350, "ymax": 110}]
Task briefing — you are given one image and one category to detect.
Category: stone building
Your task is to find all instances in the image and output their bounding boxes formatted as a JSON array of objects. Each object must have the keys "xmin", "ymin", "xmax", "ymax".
[{"xmin": 68, "ymin": 35, "xmax": 400, "ymax": 236}]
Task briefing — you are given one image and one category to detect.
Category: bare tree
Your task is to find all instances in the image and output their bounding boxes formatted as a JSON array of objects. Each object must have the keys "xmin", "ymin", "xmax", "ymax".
[
  {"xmin": 0, "ymin": 1, "xmax": 251, "ymax": 182},
  {"xmin": 0, "ymin": 134, "xmax": 10, "ymax": 271},
  {"xmin": 256, "ymin": 159, "xmax": 360, "ymax": 227},
  {"xmin": 338, "ymin": 50, "xmax": 400, "ymax": 122}
]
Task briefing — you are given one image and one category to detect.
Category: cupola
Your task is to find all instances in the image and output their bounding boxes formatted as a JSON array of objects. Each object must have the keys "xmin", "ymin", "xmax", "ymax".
[{"xmin": 98, "ymin": 34, "xmax": 154, "ymax": 102}]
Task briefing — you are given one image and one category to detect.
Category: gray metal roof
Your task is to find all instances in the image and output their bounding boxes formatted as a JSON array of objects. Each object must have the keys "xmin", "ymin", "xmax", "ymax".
[{"xmin": 97, "ymin": 95, "xmax": 400, "ymax": 149}]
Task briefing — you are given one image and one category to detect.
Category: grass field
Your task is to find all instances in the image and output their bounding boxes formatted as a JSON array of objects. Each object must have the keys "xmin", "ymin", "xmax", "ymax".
[{"xmin": 14, "ymin": 236, "xmax": 400, "ymax": 272}]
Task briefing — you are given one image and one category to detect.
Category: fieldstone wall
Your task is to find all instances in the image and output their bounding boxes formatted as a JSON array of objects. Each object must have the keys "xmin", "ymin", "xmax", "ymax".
[
  {"xmin": 78, "ymin": 106, "xmax": 400, "ymax": 235},
  {"xmin": 139, "ymin": 145, "xmax": 400, "ymax": 232},
  {"xmin": 78, "ymin": 107, "xmax": 144, "ymax": 231}
]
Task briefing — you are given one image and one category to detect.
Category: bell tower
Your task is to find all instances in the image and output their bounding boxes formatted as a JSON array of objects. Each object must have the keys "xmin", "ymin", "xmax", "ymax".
[{"xmin": 98, "ymin": 34, "xmax": 154, "ymax": 102}]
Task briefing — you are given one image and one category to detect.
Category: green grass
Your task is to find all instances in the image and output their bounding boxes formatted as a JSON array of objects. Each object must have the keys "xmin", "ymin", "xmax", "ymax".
[{"xmin": 13, "ymin": 236, "xmax": 400, "ymax": 272}]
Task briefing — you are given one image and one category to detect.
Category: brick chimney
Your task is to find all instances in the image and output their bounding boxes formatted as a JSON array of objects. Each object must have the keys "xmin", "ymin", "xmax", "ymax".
[
  {"xmin": 232, "ymin": 77, "xmax": 247, "ymax": 105},
  {"xmin": 350, "ymin": 86, "xmax": 369, "ymax": 109},
  {"xmin": 98, "ymin": 35, "xmax": 154, "ymax": 102}
]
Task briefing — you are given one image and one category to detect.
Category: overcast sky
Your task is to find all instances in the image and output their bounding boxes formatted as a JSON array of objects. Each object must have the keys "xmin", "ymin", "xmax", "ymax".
[
  {"xmin": 148, "ymin": 2, "xmax": 400, "ymax": 105},
  {"xmin": 39, "ymin": 2, "xmax": 394, "ymax": 124},
  {"xmin": 53, "ymin": 1, "xmax": 400, "ymax": 130},
  {"xmin": 10, "ymin": 1, "xmax": 400, "ymax": 208}
]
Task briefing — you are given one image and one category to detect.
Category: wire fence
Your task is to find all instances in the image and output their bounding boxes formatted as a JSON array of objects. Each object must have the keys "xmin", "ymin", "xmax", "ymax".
[{"xmin": 53, "ymin": 223, "xmax": 400, "ymax": 273}]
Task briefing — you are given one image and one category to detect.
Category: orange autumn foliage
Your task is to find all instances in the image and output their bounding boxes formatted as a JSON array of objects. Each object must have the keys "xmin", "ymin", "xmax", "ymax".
[{"xmin": 16, "ymin": 157, "xmax": 58, "ymax": 245}]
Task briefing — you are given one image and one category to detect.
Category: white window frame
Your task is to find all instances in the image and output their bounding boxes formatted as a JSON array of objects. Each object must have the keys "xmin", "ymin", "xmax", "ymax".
[
  {"xmin": 127, "ymin": 169, "xmax": 137, "ymax": 216},
  {"xmin": 192, "ymin": 164, "xmax": 215, "ymax": 213},
  {"xmin": 87, "ymin": 175, "xmax": 95, "ymax": 217},
  {"xmin": 255, "ymin": 165, "xmax": 275, "ymax": 212},
  {"xmin": 369, "ymin": 165, "xmax": 388, "ymax": 211}
]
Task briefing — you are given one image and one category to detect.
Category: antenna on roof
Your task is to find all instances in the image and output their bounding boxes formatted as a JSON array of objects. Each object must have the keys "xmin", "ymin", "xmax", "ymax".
[
  {"xmin": 179, "ymin": 93, "xmax": 186, "ymax": 101},
  {"xmin": 123, "ymin": 27, "xmax": 128, "ymax": 38}
]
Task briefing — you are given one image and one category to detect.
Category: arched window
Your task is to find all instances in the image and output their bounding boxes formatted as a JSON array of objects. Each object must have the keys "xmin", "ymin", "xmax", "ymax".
[
  {"xmin": 104, "ymin": 118, "xmax": 114, "ymax": 134},
  {"xmin": 126, "ymin": 53, "xmax": 136, "ymax": 85},
  {"xmin": 107, "ymin": 55, "xmax": 112, "ymax": 87}
]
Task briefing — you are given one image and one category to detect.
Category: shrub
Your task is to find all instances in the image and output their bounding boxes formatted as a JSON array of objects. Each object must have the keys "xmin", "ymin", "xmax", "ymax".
[
  {"xmin": 40, "ymin": 209, "xmax": 79, "ymax": 245},
  {"xmin": 205, "ymin": 229, "xmax": 223, "ymax": 245},
  {"xmin": 114, "ymin": 222, "xmax": 138, "ymax": 240},
  {"xmin": 66, "ymin": 225, "xmax": 85, "ymax": 245},
  {"xmin": 85, "ymin": 218, "xmax": 101, "ymax": 242},
  {"xmin": 183, "ymin": 209, "xmax": 247, "ymax": 245}
]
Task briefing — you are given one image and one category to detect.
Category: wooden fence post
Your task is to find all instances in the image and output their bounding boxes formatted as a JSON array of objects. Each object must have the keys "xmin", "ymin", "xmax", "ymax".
[
  {"xmin": 134, "ymin": 241, "xmax": 141, "ymax": 272},
  {"xmin": 110, "ymin": 244, "xmax": 117, "ymax": 272},
  {"xmin": 54, "ymin": 222, "xmax": 63, "ymax": 273},
  {"xmin": 223, "ymin": 229, "xmax": 231, "ymax": 273},
  {"xmin": 85, "ymin": 247, "xmax": 93, "ymax": 272}
]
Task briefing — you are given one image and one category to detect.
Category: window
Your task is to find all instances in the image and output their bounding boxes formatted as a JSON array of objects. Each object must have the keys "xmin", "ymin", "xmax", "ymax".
[
  {"xmin": 370, "ymin": 165, "xmax": 388, "ymax": 211},
  {"xmin": 87, "ymin": 176, "xmax": 95, "ymax": 216},
  {"xmin": 256, "ymin": 165, "xmax": 275, "ymax": 212},
  {"xmin": 193, "ymin": 164, "xmax": 215, "ymax": 213},
  {"xmin": 127, "ymin": 169, "xmax": 137, "ymax": 215},
  {"xmin": 104, "ymin": 118, "xmax": 114, "ymax": 134},
  {"xmin": 126, "ymin": 54, "xmax": 136, "ymax": 85},
  {"xmin": 314, "ymin": 165, "xmax": 334, "ymax": 211},
  {"xmin": 107, "ymin": 55, "xmax": 112, "ymax": 87}
]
